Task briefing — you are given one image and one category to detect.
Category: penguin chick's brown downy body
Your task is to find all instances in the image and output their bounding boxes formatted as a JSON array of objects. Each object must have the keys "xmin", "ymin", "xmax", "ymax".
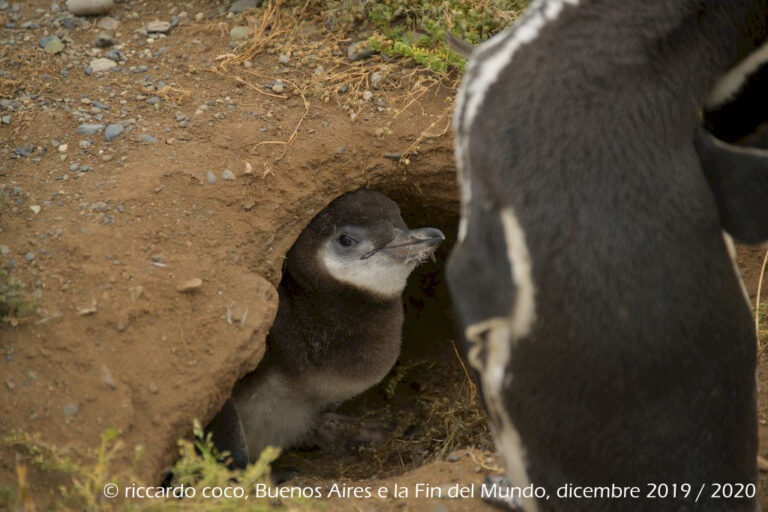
[{"xmin": 208, "ymin": 189, "xmax": 445, "ymax": 466}]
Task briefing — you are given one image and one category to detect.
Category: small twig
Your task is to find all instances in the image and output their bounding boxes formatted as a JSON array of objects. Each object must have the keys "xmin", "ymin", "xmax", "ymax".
[
  {"xmin": 398, "ymin": 103, "xmax": 452, "ymax": 164},
  {"xmin": 451, "ymin": 339, "xmax": 477, "ymax": 402},
  {"xmin": 252, "ymin": 76, "xmax": 310, "ymax": 161},
  {"xmin": 233, "ymin": 76, "xmax": 286, "ymax": 99}
]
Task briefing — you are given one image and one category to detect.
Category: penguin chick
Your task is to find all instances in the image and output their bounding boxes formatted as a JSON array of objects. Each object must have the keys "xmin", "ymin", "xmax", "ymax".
[{"xmin": 209, "ymin": 189, "xmax": 445, "ymax": 465}]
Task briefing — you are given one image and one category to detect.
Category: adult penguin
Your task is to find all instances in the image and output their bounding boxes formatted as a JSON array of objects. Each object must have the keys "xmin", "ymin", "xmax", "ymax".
[{"xmin": 447, "ymin": 1, "xmax": 768, "ymax": 511}]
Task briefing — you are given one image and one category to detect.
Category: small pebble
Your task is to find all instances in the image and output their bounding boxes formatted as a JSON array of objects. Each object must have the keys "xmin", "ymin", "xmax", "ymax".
[
  {"xmin": 101, "ymin": 364, "xmax": 117, "ymax": 389},
  {"xmin": 66, "ymin": 0, "xmax": 113, "ymax": 15},
  {"xmin": 446, "ymin": 451, "xmax": 461, "ymax": 462},
  {"xmin": 146, "ymin": 21, "xmax": 171, "ymax": 34},
  {"xmin": 221, "ymin": 169, "xmax": 235, "ymax": 180},
  {"xmin": 271, "ymin": 82, "xmax": 285, "ymax": 93},
  {"xmin": 371, "ymin": 71, "xmax": 386, "ymax": 89},
  {"xmin": 62, "ymin": 403, "xmax": 79, "ymax": 417},
  {"xmin": 76, "ymin": 123, "xmax": 104, "ymax": 136},
  {"xmin": 140, "ymin": 134, "xmax": 157, "ymax": 144},
  {"xmin": 14, "ymin": 145, "xmax": 34, "ymax": 157},
  {"xmin": 88, "ymin": 57, "xmax": 117, "ymax": 73},
  {"xmin": 97, "ymin": 16, "xmax": 119, "ymax": 31},
  {"xmin": 229, "ymin": 26, "xmax": 250, "ymax": 41},
  {"xmin": 229, "ymin": 0, "xmax": 261, "ymax": 13},
  {"xmin": 176, "ymin": 278, "xmax": 203, "ymax": 292},
  {"xmin": 104, "ymin": 123, "xmax": 124, "ymax": 141},
  {"xmin": 29, "ymin": 205, "xmax": 41, "ymax": 214},
  {"xmin": 25, "ymin": 252, "xmax": 35, "ymax": 262},
  {"xmin": 206, "ymin": 171, "xmax": 216, "ymax": 184},
  {"xmin": 43, "ymin": 36, "xmax": 65, "ymax": 55}
]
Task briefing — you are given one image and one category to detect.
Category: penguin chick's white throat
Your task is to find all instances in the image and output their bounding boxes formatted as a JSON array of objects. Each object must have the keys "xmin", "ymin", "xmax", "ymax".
[{"xmin": 319, "ymin": 224, "xmax": 445, "ymax": 298}]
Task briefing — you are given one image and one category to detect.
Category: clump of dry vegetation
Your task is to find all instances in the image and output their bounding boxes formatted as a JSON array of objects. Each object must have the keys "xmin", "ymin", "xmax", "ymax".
[{"xmin": 2, "ymin": 423, "xmax": 305, "ymax": 511}]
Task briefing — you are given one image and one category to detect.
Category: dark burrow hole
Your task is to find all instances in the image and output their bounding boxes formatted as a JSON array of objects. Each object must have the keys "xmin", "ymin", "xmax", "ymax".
[{"xmin": 212, "ymin": 186, "xmax": 491, "ymax": 482}]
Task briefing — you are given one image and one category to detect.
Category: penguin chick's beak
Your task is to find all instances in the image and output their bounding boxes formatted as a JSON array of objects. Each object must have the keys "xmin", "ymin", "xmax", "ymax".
[{"xmin": 361, "ymin": 227, "xmax": 445, "ymax": 262}]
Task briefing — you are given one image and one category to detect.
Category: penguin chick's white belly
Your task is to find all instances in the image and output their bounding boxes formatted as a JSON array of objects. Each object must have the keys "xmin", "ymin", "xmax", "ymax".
[
  {"xmin": 233, "ymin": 370, "xmax": 320, "ymax": 458},
  {"xmin": 233, "ymin": 367, "xmax": 387, "ymax": 457}
]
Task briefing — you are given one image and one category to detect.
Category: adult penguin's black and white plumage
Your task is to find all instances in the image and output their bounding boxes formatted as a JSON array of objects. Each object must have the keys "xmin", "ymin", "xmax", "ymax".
[
  {"xmin": 447, "ymin": 1, "xmax": 768, "ymax": 511},
  {"xmin": 208, "ymin": 189, "xmax": 444, "ymax": 466}
]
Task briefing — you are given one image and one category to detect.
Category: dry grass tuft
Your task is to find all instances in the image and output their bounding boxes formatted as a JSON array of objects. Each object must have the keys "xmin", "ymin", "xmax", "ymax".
[
  {"xmin": 215, "ymin": 1, "xmax": 288, "ymax": 72},
  {"xmin": 0, "ymin": 76, "xmax": 21, "ymax": 98}
]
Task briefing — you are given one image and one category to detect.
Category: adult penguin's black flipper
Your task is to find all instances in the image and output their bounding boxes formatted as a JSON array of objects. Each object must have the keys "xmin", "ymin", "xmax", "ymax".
[
  {"xmin": 695, "ymin": 127, "xmax": 768, "ymax": 245},
  {"xmin": 207, "ymin": 398, "xmax": 250, "ymax": 469}
]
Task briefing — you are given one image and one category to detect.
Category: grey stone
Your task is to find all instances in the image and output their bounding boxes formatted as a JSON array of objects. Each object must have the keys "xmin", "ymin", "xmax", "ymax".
[
  {"xmin": 39, "ymin": 35, "xmax": 56, "ymax": 48},
  {"xmin": 25, "ymin": 252, "xmax": 35, "ymax": 262},
  {"xmin": 229, "ymin": 0, "xmax": 261, "ymax": 14},
  {"xmin": 104, "ymin": 123, "xmax": 123, "ymax": 141},
  {"xmin": 139, "ymin": 134, "xmax": 157, "ymax": 144},
  {"xmin": 206, "ymin": 171, "xmax": 216, "ymax": 184},
  {"xmin": 229, "ymin": 26, "xmax": 250, "ymax": 41},
  {"xmin": 75, "ymin": 123, "xmax": 104, "ymax": 135},
  {"xmin": 91, "ymin": 100, "xmax": 109, "ymax": 110},
  {"xmin": 371, "ymin": 71, "xmax": 385, "ymax": 89},
  {"xmin": 88, "ymin": 57, "xmax": 117, "ymax": 72},
  {"xmin": 66, "ymin": 0, "xmax": 113, "ymax": 16},
  {"xmin": 1, "ymin": 115, "xmax": 10, "ymax": 124},
  {"xmin": 14, "ymin": 145, "xmax": 33, "ymax": 157},
  {"xmin": 44, "ymin": 37, "xmax": 65, "ymax": 55},
  {"xmin": 146, "ymin": 21, "xmax": 171, "ymax": 34},
  {"xmin": 222, "ymin": 169, "xmax": 235, "ymax": 180}
]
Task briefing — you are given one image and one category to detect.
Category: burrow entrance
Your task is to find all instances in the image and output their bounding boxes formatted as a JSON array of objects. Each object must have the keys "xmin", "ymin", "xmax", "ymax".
[{"xmin": 232, "ymin": 182, "xmax": 492, "ymax": 482}]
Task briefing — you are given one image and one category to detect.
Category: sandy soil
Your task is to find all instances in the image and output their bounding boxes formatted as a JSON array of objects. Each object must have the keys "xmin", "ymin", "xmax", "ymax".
[{"xmin": 1, "ymin": 1, "xmax": 766, "ymax": 510}]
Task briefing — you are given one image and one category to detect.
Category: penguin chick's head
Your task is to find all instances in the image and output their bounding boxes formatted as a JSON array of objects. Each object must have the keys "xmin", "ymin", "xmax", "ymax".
[{"xmin": 288, "ymin": 189, "xmax": 445, "ymax": 299}]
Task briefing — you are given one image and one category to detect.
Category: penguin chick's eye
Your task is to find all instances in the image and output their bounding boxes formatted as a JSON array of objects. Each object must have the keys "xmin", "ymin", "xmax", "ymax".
[{"xmin": 337, "ymin": 234, "xmax": 358, "ymax": 247}]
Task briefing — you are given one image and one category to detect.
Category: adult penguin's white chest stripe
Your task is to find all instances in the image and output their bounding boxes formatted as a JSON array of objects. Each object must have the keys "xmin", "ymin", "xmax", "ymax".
[
  {"xmin": 453, "ymin": 0, "xmax": 581, "ymax": 245},
  {"xmin": 451, "ymin": 3, "xmax": 579, "ymax": 508}
]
